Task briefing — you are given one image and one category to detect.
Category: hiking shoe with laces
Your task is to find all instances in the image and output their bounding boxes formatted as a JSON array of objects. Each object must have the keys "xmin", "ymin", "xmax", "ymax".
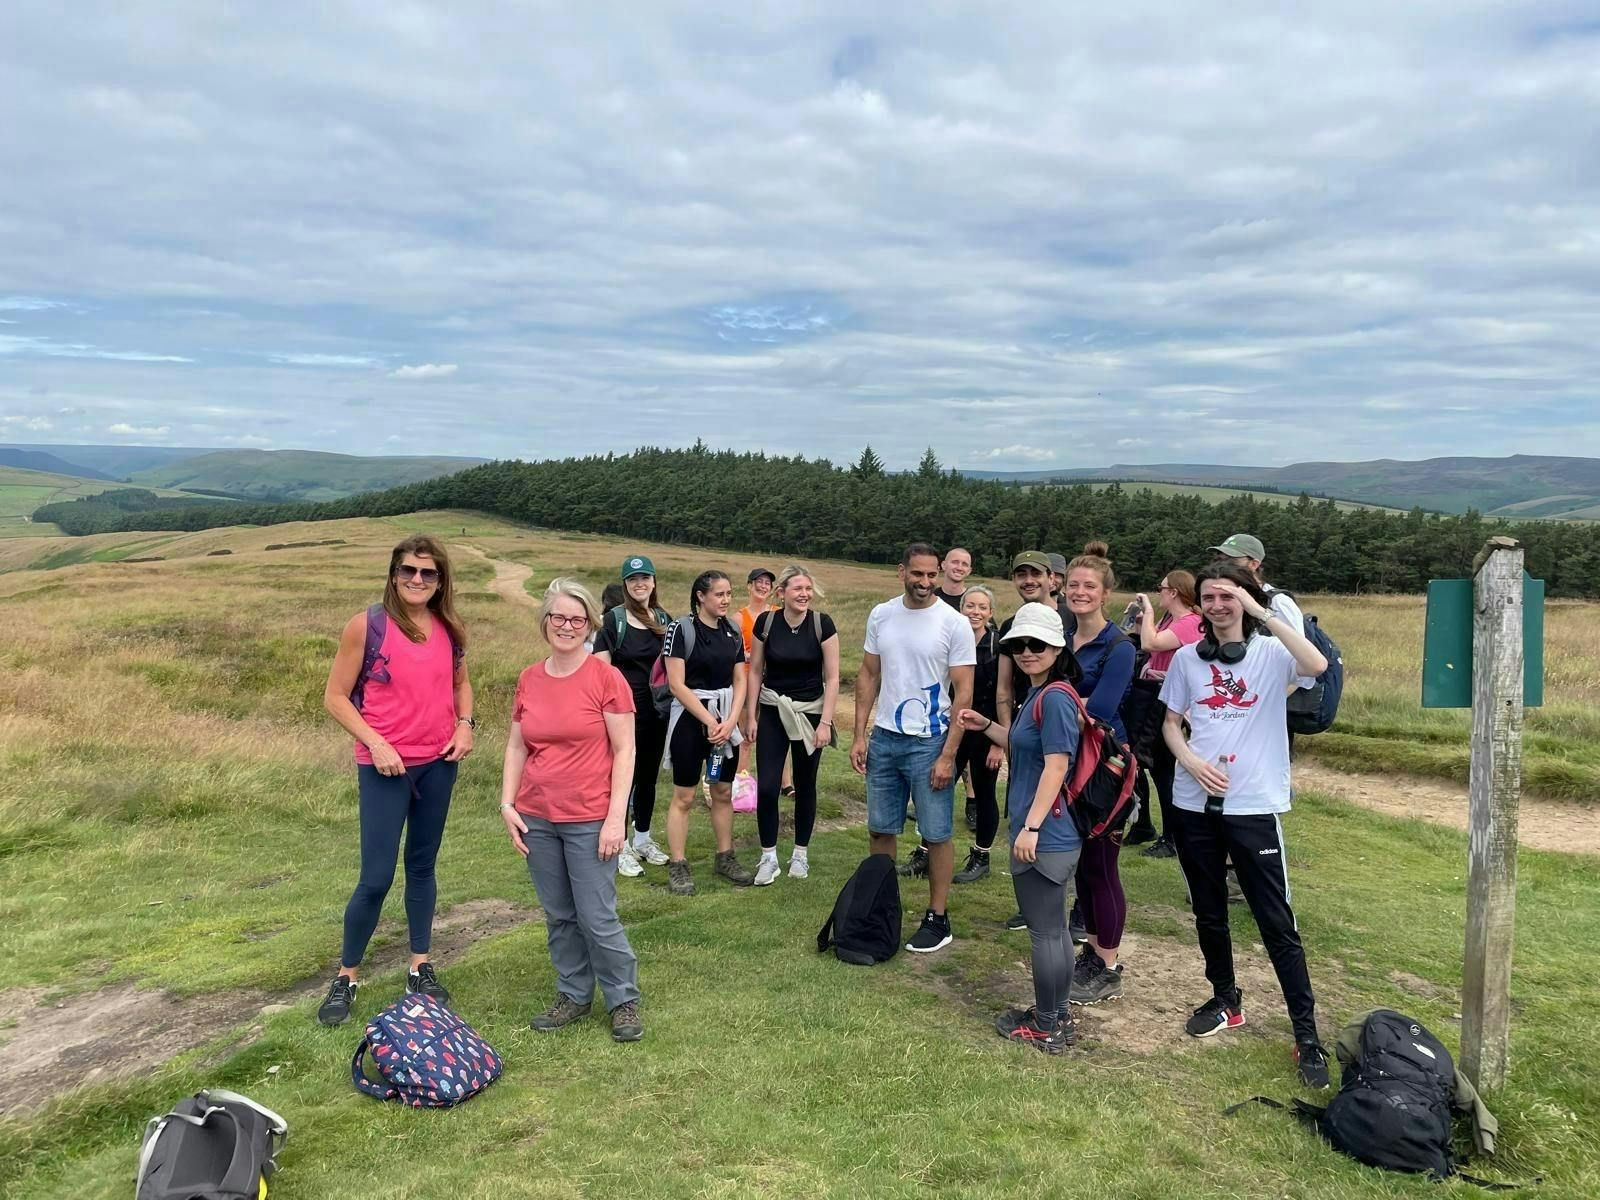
[
  {"xmin": 1295, "ymin": 1040, "xmax": 1331, "ymax": 1089},
  {"xmin": 1185, "ymin": 989, "xmax": 1245, "ymax": 1038},
  {"xmin": 1072, "ymin": 946, "xmax": 1102, "ymax": 989},
  {"xmin": 530, "ymin": 994, "xmax": 592, "ymax": 1031},
  {"xmin": 965, "ymin": 799, "xmax": 977, "ymax": 831},
  {"xmin": 617, "ymin": 842, "xmax": 644, "ymax": 878},
  {"xmin": 753, "ymin": 855, "xmax": 781, "ymax": 887},
  {"xmin": 1005, "ymin": 912, "xmax": 1028, "ymax": 931},
  {"xmin": 1142, "ymin": 836, "xmax": 1178, "ymax": 859},
  {"xmin": 667, "ymin": 859, "xmax": 696, "ymax": 896},
  {"xmin": 906, "ymin": 908, "xmax": 953, "ymax": 953},
  {"xmin": 1071, "ymin": 962, "xmax": 1124, "ymax": 1006},
  {"xmin": 896, "ymin": 845, "xmax": 929, "ymax": 878},
  {"xmin": 1003, "ymin": 1013, "xmax": 1072, "ymax": 1055},
  {"xmin": 953, "ymin": 846, "xmax": 990, "ymax": 884},
  {"xmin": 317, "ymin": 974, "xmax": 358, "ymax": 1027},
  {"xmin": 406, "ymin": 961, "xmax": 451, "ymax": 1005},
  {"xmin": 634, "ymin": 836, "xmax": 670, "ymax": 866},
  {"xmin": 611, "ymin": 1000, "xmax": 643, "ymax": 1043},
  {"xmin": 787, "ymin": 852, "xmax": 809, "ymax": 879},
  {"xmin": 714, "ymin": 849, "xmax": 755, "ymax": 886}
]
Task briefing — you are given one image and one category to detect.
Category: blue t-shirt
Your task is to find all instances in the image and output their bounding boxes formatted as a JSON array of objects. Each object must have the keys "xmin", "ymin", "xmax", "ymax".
[
  {"xmin": 1072, "ymin": 621, "xmax": 1136, "ymax": 742},
  {"xmin": 1006, "ymin": 685, "xmax": 1083, "ymax": 853}
]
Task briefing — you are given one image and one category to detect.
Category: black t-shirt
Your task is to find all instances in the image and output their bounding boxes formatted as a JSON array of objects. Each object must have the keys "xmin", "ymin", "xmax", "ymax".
[
  {"xmin": 936, "ymin": 587, "xmax": 966, "ymax": 610},
  {"xmin": 665, "ymin": 614, "xmax": 745, "ymax": 690},
  {"xmin": 593, "ymin": 613, "xmax": 665, "ymax": 707},
  {"xmin": 972, "ymin": 626, "xmax": 1000, "ymax": 719},
  {"xmin": 754, "ymin": 610, "xmax": 838, "ymax": 701}
]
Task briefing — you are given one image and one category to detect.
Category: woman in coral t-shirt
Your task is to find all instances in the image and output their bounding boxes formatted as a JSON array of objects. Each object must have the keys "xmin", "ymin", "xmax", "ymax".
[
  {"xmin": 500, "ymin": 578, "xmax": 643, "ymax": 1043},
  {"xmin": 1129, "ymin": 569, "xmax": 1203, "ymax": 858}
]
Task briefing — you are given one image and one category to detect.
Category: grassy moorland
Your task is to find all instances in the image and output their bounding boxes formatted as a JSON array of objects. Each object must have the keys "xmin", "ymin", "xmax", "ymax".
[{"xmin": 0, "ymin": 512, "xmax": 1596, "ymax": 1199}]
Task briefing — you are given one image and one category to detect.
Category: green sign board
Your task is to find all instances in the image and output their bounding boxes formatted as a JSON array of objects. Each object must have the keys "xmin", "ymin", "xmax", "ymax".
[{"xmin": 1421, "ymin": 576, "xmax": 1544, "ymax": 709}]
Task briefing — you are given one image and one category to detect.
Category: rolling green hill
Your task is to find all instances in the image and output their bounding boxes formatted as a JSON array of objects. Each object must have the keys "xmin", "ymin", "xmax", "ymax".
[
  {"xmin": 128, "ymin": 449, "xmax": 487, "ymax": 501},
  {"xmin": 0, "ymin": 466, "xmax": 199, "ymax": 537}
]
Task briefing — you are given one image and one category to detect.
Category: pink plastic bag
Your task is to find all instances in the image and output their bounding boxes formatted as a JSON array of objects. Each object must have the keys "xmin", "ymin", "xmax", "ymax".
[{"xmin": 731, "ymin": 771, "xmax": 757, "ymax": 812}]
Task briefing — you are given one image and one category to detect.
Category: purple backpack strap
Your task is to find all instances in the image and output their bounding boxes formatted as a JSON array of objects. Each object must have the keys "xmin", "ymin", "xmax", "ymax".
[{"xmin": 350, "ymin": 603, "xmax": 389, "ymax": 711}]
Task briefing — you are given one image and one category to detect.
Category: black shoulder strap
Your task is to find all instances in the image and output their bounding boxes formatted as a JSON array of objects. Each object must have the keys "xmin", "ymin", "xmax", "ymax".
[
  {"xmin": 817, "ymin": 910, "xmax": 835, "ymax": 952},
  {"xmin": 761, "ymin": 609, "xmax": 778, "ymax": 641}
]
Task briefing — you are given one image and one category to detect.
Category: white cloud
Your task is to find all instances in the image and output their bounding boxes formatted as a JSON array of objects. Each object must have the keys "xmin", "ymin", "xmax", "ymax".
[
  {"xmin": 0, "ymin": 335, "xmax": 192, "ymax": 363},
  {"xmin": 220, "ymin": 433, "xmax": 273, "ymax": 447},
  {"xmin": 267, "ymin": 353, "xmax": 381, "ymax": 367},
  {"xmin": 0, "ymin": 415, "xmax": 54, "ymax": 431},
  {"xmin": 975, "ymin": 445, "xmax": 1058, "ymax": 463},
  {"xmin": 107, "ymin": 422, "xmax": 171, "ymax": 438},
  {"xmin": 389, "ymin": 363, "xmax": 458, "ymax": 379}
]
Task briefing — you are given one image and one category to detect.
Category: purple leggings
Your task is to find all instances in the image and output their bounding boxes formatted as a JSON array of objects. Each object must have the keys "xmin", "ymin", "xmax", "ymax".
[{"xmin": 1075, "ymin": 836, "xmax": 1126, "ymax": 950}]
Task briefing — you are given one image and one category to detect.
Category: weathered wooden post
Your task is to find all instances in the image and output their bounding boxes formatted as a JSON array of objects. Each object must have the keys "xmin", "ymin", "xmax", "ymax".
[{"xmin": 1460, "ymin": 536, "xmax": 1524, "ymax": 1092}]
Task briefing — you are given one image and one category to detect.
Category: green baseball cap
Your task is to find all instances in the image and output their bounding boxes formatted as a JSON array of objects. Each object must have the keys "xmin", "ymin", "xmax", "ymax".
[
  {"xmin": 620, "ymin": 554, "xmax": 656, "ymax": 579},
  {"xmin": 1209, "ymin": 533, "xmax": 1265, "ymax": 561},
  {"xmin": 1011, "ymin": 550, "xmax": 1050, "ymax": 574}
]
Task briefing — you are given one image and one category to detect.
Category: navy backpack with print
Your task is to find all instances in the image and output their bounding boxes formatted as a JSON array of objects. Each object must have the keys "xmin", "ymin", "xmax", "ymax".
[{"xmin": 351, "ymin": 994, "xmax": 502, "ymax": 1108}]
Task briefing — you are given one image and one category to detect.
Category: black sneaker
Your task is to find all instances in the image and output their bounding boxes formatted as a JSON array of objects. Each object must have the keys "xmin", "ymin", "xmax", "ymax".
[
  {"xmin": 906, "ymin": 909, "xmax": 953, "ymax": 953},
  {"xmin": 1069, "ymin": 905, "xmax": 1088, "ymax": 946},
  {"xmin": 1142, "ymin": 837, "xmax": 1178, "ymax": 859},
  {"xmin": 1004, "ymin": 912, "xmax": 1028, "ymax": 931},
  {"xmin": 406, "ymin": 961, "xmax": 451, "ymax": 1005},
  {"xmin": 994, "ymin": 1006, "xmax": 1077, "ymax": 1047},
  {"xmin": 1295, "ymin": 1040, "xmax": 1331, "ymax": 1089},
  {"xmin": 1185, "ymin": 988, "xmax": 1245, "ymax": 1038},
  {"xmin": 1124, "ymin": 823, "xmax": 1157, "ymax": 846},
  {"xmin": 1003, "ymin": 1012, "xmax": 1072, "ymax": 1055},
  {"xmin": 896, "ymin": 845, "xmax": 929, "ymax": 878},
  {"xmin": 952, "ymin": 847, "xmax": 990, "ymax": 884},
  {"xmin": 1071, "ymin": 962, "xmax": 1124, "ymax": 1006},
  {"xmin": 964, "ymin": 799, "xmax": 977, "ymax": 831},
  {"xmin": 317, "ymin": 974, "xmax": 358, "ymax": 1027}
]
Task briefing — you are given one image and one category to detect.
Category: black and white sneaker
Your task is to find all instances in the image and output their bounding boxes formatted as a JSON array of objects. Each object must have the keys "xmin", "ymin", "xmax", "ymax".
[
  {"xmin": 1069, "ymin": 905, "xmax": 1088, "ymax": 946},
  {"xmin": 906, "ymin": 909, "xmax": 953, "ymax": 953},
  {"xmin": 317, "ymin": 974, "xmax": 358, "ymax": 1027},
  {"xmin": 407, "ymin": 961, "xmax": 451, "ymax": 1006},
  {"xmin": 896, "ymin": 845, "xmax": 929, "ymax": 878},
  {"xmin": 1004, "ymin": 912, "xmax": 1028, "ymax": 931},
  {"xmin": 1185, "ymin": 988, "xmax": 1246, "ymax": 1038}
]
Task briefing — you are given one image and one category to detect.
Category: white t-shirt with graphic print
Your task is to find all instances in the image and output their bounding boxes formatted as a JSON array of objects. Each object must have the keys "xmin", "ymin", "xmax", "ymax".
[
  {"xmin": 863, "ymin": 596, "xmax": 975, "ymax": 739},
  {"xmin": 1159, "ymin": 636, "xmax": 1315, "ymax": 816}
]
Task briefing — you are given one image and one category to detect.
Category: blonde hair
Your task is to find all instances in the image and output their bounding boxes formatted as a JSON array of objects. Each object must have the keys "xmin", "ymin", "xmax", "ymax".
[
  {"xmin": 774, "ymin": 562, "xmax": 826, "ymax": 602},
  {"xmin": 1067, "ymin": 539, "xmax": 1116, "ymax": 592},
  {"xmin": 961, "ymin": 583, "xmax": 996, "ymax": 611},
  {"xmin": 537, "ymin": 577, "xmax": 602, "ymax": 646}
]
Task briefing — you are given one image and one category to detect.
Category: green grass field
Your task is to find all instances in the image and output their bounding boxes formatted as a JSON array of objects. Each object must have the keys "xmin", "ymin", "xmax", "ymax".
[
  {"xmin": 0, "ymin": 466, "xmax": 199, "ymax": 533},
  {"xmin": 1, "ymin": 512, "xmax": 1595, "ymax": 1198}
]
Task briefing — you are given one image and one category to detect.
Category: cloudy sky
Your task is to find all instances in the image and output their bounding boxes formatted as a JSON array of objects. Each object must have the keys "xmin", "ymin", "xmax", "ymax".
[{"xmin": 2, "ymin": 2, "xmax": 1598, "ymax": 470}]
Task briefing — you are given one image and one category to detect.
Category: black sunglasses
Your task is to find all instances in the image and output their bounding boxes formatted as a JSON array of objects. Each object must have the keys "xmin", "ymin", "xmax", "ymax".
[
  {"xmin": 1008, "ymin": 637, "xmax": 1055, "ymax": 654},
  {"xmin": 396, "ymin": 564, "xmax": 441, "ymax": 584}
]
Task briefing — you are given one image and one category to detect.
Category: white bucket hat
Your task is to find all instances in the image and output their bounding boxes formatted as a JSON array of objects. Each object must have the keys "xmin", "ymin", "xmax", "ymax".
[{"xmin": 999, "ymin": 601, "xmax": 1066, "ymax": 648}]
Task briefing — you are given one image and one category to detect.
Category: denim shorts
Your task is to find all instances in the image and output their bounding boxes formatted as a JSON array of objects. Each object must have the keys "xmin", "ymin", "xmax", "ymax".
[{"xmin": 866, "ymin": 727, "xmax": 955, "ymax": 844}]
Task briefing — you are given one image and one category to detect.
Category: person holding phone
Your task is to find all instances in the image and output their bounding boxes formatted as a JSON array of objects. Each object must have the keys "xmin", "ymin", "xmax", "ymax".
[{"xmin": 1125, "ymin": 569, "xmax": 1203, "ymax": 857}]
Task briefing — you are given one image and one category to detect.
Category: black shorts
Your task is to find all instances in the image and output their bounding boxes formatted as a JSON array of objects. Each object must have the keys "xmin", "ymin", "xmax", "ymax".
[{"xmin": 669, "ymin": 714, "xmax": 720, "ymax": 788}]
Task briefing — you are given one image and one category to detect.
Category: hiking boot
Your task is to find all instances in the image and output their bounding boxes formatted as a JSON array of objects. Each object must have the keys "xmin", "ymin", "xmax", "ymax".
[
  {"xmin": 753, "ymin": 855, "xmax": 781, "ymax": 887},
  {"xmin": 406, "ymin": 961, "xmax": 451, "ymax": 1006},
  {"xmin": 617, "ymin": 842, "xmax": 644, "ymax": 878},
  {"xmin": 1186, "ymin": 989, "xmax": 1245, "ymax": 1038},
  {"xmin": 897, "ymin": 845, "xmax": 929, "ymax": 878},
  {"xmin": 1295, "ymin": 1040, "xmax": 1331, "ymax": 1090},
  {"xmin": 530, "ymin": 994, "xmax": 592, "ymax": 1031},
  {"xmin": 611, "ymin": 1000, "xmax": 643, "ymax": 1043},
  {"xmin": 953, "ymin": 846, "xmax": 990, "ymax": 884},
  {"xmin": 787, "ymin": 851, "xmax": 809, "ymax": 879},
  {"xmin": 965, "ymin": 799, "xmax": 977, "ymax": 831},
  {"xmin": 1003, "ymin": 1012, "xmax": 1072, "ymax": 1055},
  {"xmin": 1072, "ymin": 945, "xmax": 1102, "ymax": 989},
  {"xmin": 1069, "ymin": 905, "xmax": 1088, "ymax": 946},
  {"xmin": 634, "ymin": 836, "xmax": 670, "ymax": 866},
  {"xmin": 1005, "ymin": 912, "xmax": 1028, "ymax": 931},
  {"xmin": 1142, "ymin": 836, "xmax": 1177, "ymax": 859},
  {"xmin": 667, "ymin": 859, "xmax": 696, "ymax": 896},
  {"xmin": 317, "ymin": 974, "xmax": 358, "ymax": 1027},
  {"xmin": 1071, "ymin": 962, "xmax": 1124, "ymax": 1006},
  {"xmin": 906, "ymin": 908, "xmax": 953, "ymax": 953},
  {"xmin": 714, "ymin": 849, "xmax": 755, "ymax": 886}
]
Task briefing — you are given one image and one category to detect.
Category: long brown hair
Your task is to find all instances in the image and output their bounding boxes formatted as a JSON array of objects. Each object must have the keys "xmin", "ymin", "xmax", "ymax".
[
  {"xmin": 625, "ymin": 577, "xmax": 667, "ymax": 637},
  {"xmin": 1163, "ymin": 568, "xmax": 1199, "ymax": 612},
  {"xmin": 382, "ymin": 535, "xmax": 467, "ymax": 649}
]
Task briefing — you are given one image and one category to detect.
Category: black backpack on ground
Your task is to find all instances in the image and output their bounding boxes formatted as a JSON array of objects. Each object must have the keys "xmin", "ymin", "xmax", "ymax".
[
  {"xmin": 137, "ymin": 1088, "xmax": 287, "ymax": 1200},
  {"xmin": 817, "ymin": 854, "xmax": 901, "ymax": 965}
]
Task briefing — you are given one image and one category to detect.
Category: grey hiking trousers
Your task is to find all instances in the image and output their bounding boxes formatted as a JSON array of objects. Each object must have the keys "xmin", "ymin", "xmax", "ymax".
[{"xmin": 524, "ymin": 817, "xmax": 641, "ymax": 1010}]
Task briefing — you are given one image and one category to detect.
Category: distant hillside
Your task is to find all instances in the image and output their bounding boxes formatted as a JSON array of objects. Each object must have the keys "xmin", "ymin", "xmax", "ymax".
[
  {"xmin": 0, "ymin": 443, "xmax": 223, "ymax": 478},
  {"xmin": 0, "ymin": 447, "xmax": 116, "ymax": 480},
  {"xmin": 967, "ymin": 454, "xmax": 1600, "ymax": 519},
  {"xmin": 128, "ymin": 449, "xmax": 488, "ymax": 501},
  {"xmin": 0, "ymin": 465, "xmax": 200, "ymax": 535}
]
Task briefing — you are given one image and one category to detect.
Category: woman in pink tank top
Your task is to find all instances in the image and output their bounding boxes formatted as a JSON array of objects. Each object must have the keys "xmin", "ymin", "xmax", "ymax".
[{"xmin": 316, "ymin": 535, "xmax": 474, "ymax": 1028}]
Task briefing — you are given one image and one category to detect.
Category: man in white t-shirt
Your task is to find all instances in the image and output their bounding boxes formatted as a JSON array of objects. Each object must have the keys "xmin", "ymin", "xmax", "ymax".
[
  {"xmin": 852, "ymin": 542, "xmax": 975, "ymax": 954},
  {"xmin": 1159, "ymin": 562, "xmax": 1332, "ymax": 1089}
]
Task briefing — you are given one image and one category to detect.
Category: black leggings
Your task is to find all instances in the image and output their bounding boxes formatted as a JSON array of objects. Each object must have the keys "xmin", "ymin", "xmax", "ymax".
[
  {"xmin": 1149, "ymin": 735, "xmax": 1178, "ymax": 839},
  {"xmin": 630, "ymin": 707, "xmax": 668, "ymax": 834},
  {"xmin": 954, "ymin": 729, "xmax": 1000, "ymax": 848},
  {"xmin": 756, "ymin": 704, "xmax": 821, "ymax": 848},
  {"xmin": 1013, "ymin": 861, "xmax": 1080, "ymax": 1019}
]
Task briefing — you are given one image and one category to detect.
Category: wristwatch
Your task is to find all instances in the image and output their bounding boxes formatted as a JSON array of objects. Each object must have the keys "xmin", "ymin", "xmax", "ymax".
[
  {"xmin": 458, "ymin": 716, "xmax": 477, "ymax": 729},
  {"xmin": 1024, "ymin": 824, "xmax": 1043, "ymax": 833}
]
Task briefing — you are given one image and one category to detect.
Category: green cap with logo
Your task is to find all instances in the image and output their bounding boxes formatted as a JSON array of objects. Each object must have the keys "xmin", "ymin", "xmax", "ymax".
[
  {"xmin": 1209, "ymin": 533, "xmax": 1265, "ymax": 562},
  {"xmin": 1010, "ymin": 550, "xmax": 1050, "ymax": 574},
  {"xmin": 620, "ymin": 554, "xmax": 656, "ymax": 579}
]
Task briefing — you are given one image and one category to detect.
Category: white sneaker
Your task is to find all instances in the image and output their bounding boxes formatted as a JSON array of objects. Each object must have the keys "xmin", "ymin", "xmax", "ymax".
[
  {"xmin": 617, "ymin": 843, "xmax": 644, "ymax": 878},
  {"xmin": 634, "ymin": 837, "xmax": 669, "ymax": 866},
  {"xmin": 788, "ymin": 853, "xmax": 809, "ymax": 879},
  {"xmin": 754, "ymin": 856, "xmax": 781, "ymax": 887}
]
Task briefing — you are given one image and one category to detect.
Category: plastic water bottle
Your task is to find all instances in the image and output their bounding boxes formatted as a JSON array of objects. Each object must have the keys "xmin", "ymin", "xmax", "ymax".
[
  {"xmin": 1204, "ymin": 755, "xmax": 1230, "ymax": 815},
  {"xmin": 707, "ymin": 744, "xmax": 725, "ymax": 781}
]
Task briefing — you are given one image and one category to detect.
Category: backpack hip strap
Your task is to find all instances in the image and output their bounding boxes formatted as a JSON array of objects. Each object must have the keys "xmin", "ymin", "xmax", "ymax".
[{"xmin": 351, "ymin": 1037, "xmax": 400, "ymax": 1101}]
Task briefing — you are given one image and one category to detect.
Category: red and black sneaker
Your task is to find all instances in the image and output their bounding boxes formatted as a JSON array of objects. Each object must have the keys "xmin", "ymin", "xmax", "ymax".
[
  {"xmin": 1004, "ymin": 1013, "xmax": 1072, "ymax": 1055},
  {"xmin": 1185, "ymin": 988, "xmax": 1245, "ymax": 1038}
]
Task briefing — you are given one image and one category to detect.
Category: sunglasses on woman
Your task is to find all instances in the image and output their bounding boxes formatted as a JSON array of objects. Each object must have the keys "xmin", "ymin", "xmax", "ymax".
[
  {"xmin": 1008, "ymin": 638, "xmax": 1055, "ymax": 654},
  {"xmin": 396, "ymin": 564, "xmax": 441, "ymax": 584}
]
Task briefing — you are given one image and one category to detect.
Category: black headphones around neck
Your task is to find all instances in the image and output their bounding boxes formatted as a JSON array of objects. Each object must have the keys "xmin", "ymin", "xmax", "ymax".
[{"xmin": 1196, "ymin": 636, "xmax": 1247, "ymax": 664}]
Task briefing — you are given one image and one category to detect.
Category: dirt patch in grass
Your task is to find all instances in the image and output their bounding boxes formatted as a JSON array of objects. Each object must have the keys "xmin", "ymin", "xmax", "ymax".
[
  {"xmin": 454, "ymin": 544, "xmax": 535, "ymax": 608},
  {"xmin": 0, "ymin": 898, "xmax": 538, "ymax": 1115},
  {"xmin": 1294, "ymin": 760, "xmax": 1600, "ymax": 855}
]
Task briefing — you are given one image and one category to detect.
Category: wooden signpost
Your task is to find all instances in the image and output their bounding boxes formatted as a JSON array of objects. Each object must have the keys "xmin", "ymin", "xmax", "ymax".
[{"xmin": 1423, "ymin": 535, "xmax": 1538, "ymax": 1092}]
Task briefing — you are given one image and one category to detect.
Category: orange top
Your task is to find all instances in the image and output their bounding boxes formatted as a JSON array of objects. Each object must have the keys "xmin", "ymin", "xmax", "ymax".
[{"xmin": 737, "ymin": 605, "xmax": 777, "ymax": 656}]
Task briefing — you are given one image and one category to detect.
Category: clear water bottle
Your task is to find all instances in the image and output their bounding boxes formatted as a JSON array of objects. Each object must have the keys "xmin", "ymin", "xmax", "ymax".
[{"xmin": 1204, "ymin": 754, "xmax": 1230, "ymax": 815}]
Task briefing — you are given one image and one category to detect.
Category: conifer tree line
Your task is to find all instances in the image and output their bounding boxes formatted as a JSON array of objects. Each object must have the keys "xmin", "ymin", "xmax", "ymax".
[{"xmin": 32, "ymin": 443, "xmax": 1600, "ymax": 597}]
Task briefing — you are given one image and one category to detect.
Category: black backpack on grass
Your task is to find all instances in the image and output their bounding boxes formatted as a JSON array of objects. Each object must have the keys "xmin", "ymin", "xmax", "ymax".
[
  {"xmin": 136, "ymin": 1088, "xmax": 287, "ymax": 1200},
  {"xmin": 817, "ymin": 854, "xmax": 901, "ymax": 965}
]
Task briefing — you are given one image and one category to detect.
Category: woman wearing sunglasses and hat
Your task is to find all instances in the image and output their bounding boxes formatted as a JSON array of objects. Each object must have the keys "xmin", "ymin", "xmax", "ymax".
[
  {"xmin": 957, "ymin": 602, "xmax": 1084, "ymax": 1054},
  {"xmin": 317, "ymin": 536, "xmax": 473, "ymax": 1027},
  {"xmin": 1159, "ymin": 561, "xmax": 1331, "ymax": 1088}
]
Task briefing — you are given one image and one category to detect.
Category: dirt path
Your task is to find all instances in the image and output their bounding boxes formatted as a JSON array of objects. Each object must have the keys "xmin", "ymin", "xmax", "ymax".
[
  {"xmin": 1293, "ymin": 760, "xmax": 1600, "ymax": 855},
  {"xmin": 454, "ymin": 543, "xmax": 536, "ymax": 608}
]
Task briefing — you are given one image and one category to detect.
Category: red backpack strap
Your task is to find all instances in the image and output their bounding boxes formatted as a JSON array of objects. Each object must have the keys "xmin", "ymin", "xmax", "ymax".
[{"xmin": 1029, "ymin": 681, "xmax": 1091, "ymax": 819}]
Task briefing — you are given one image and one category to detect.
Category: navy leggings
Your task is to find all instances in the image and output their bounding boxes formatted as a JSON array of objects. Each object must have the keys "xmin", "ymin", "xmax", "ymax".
[{"xmin": 341, "ymin": 757, "xmax": 458, "ymax": 968}]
